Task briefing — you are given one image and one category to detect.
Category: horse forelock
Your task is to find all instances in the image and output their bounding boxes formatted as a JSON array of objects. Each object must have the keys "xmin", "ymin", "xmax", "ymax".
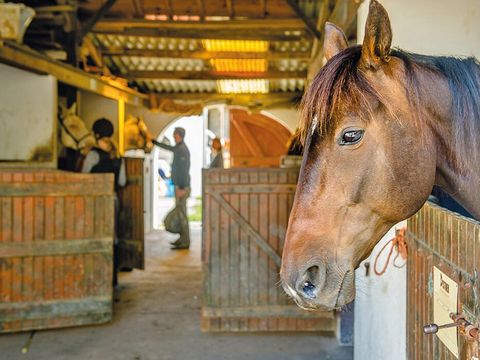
[{"xmin": 299, "ymin": 45, "xmax": 389, "ymax": 147}]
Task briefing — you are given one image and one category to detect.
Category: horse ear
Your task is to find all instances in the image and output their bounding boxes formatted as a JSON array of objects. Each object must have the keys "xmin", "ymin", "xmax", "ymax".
[
  {"xmin": 68, "ymin": 103, "xmax": 77, "ymax": 115},
  {"xmin": 324, "ymin": 22, "xmax": 348, "ymax": 61},
  {"xmin": 361, "ymin": 0, "xmax": 392, "ymax": 70}
]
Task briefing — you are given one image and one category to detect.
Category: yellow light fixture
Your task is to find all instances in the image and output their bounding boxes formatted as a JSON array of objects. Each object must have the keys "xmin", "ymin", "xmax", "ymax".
[
  {"xmin": 210, "ymin": 59, "xmax": 267, "ymax": 72},
  {"xmin": 202, "ymin": 39, "xmax": 269, "ymax": 52},
  {"xmin": 217, "ymin": 79, "xmax": 269, "ymax": 94}
]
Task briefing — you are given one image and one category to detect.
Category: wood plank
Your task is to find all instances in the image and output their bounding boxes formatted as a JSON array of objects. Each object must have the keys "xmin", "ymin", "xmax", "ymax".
[
  {"xmin": 285, "ymin": 0, "xmax": 321, "ymax": 39},
  {"xmin": 0, "ymin": 43, "xmax": 146, "ymax": 106},
  {"xmin": 126, "ymin": 70, "xmax": 306, "ymax": 80},
  {"xmin": 230, "ymin": 118, "xmax": 264, "ymax": 157},
  {"xmin": 0, "ymin": 238, "xmax": 112, "ymax": 257},
  {"xmin": 0, "ymin": 181, "xmax": 113, "ymax": 197},
  {"xmin": 0, "ymin": 296, "xmax": 111, "ymax": 322},
  {"xmin": 207, "ymin": 191, "xmax": 281, "ymax": 267},
  {"xmin": 102, "ymin": 49, "xmax": 310, "ymax": 60},
  {"xmin": 94, "ymin": 18, "xmax": 307, "ymax": 31},
  {"xmin": 202, "ymin": 305, "xmax": 334, "ymax": 318}
]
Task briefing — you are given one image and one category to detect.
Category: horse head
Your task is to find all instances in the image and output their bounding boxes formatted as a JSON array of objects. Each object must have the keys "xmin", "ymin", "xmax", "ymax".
[
  {"xmin": 124, "ymin": 114, "xmax": 154, "ymax": 153},
  {"xmin": 58, "ymin": 103, "xmax": 96, "ymax": 155},
  {"xmin": 280, "ymin": 0, "xmax": 480, "ymax": 311}
]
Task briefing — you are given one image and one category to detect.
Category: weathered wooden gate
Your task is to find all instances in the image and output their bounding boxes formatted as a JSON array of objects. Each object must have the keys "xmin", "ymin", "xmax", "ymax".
[
  {"xmin": 118, "ymin": 157, "xmax": 145, "ymax": 270},
  {"xmin": 407, "ymin": 202, "xmax": 480, "ymax": 359},
  {"xmin": 202, "ymin": 168, "xmax": 335, "ymax": 332},
  {"xmin": 0, "ymin": 169, "xmax": 114, "ymax": 333}
]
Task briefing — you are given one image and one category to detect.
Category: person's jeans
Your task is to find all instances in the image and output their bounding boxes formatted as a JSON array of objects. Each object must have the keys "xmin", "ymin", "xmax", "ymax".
[{"xmin": 174, "ymin": 186, "xmax": 191, "ymax": 246}]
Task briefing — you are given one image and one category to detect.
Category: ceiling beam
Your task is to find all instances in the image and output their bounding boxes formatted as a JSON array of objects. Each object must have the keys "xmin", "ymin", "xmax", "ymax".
[
  {"xmin": 166, "ymin": 0, "xmax": 173, "ymax": 20},
  {"xmin": 261, "ymin": 0, "xmax": 267, "ymax": 18},
  {"xmin": 308, "ymin": 0, "xmax": 361, "ymax": 80},
  {"xmin": 227, "ymin": 0, "xmax": 234, "ymax": 19},
  {"xmin": 0, "ymin": 42, "xmax": 146, "ymax": 105},
  {"xmin": 127, "ymin": 70, "xmax": 306, "ymax": 80},
  {"xmin": 94, "ymin": 30, "xmax": 305, "ymax": 41},
  {"xmin": 150, "ymin": 92, "xmax": 302, "ymax": 108},
  {"xmin": 285, "ymin": 0, "xmax": 322, "ymax": 39},
  {"xmin": 152, "ymin": 92, "xmax": 300, "ymax": 100},
  {"xmin": 92, "ymin": 18, "xmax": 309, "ymax": 40},
  {"xmin": 196, "ymin": 0, "xmax": 205, "ymax": 20},
  {"xmin": 78, "ymin": 0, "xmax": 118, "ymax": 42},
  {"xmin": 102, "ymin": 49, "xmax": 310, "ymax": 60},
  {"xmin": 131, "ymin": 0, "xmax": 144, "ymax": 18}
]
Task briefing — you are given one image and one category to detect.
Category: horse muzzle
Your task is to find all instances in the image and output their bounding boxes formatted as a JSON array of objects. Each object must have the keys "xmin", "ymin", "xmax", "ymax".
[{"xmin": 281, "ymin": 261, "xmax": 355, "ymax": 311}]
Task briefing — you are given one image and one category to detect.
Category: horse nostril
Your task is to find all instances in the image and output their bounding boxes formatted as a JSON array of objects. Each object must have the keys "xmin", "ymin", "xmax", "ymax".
[
  {"xmin": 297, "ymin": 265, "xmax": 323, "ymax": 299},
  {"xmin": 302, "ymin": 280, "xmax": 316, "ymax": 298}
]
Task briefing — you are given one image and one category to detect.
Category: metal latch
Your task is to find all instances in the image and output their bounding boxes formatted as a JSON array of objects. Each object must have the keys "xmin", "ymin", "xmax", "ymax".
[{"xmin": 424, "ymin": 313, "xmax": 470, "ymax": 335}]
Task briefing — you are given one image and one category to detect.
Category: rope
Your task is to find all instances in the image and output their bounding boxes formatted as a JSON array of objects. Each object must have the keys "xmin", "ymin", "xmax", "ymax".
[{"xmin": 373, "ymin": 227, "xmax": 408, "ymax": 276}]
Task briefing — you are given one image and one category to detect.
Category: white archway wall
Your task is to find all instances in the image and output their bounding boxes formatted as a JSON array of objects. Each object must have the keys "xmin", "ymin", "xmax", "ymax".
[
  {"xmin": 260, "ymin": 107, "xmax": 300, "ymax": 133},
  {"xmin": 354, "ymin": 2, "xmax": 480, "ymax": 360}
]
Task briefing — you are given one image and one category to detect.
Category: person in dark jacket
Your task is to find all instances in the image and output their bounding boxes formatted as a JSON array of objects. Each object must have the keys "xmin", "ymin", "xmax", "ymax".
[
  {"xmin": 154, "ymin": 127, "xmax": 191, "ymax": 249},
  {"xmin": 81, "ymin": 118, "xmax": 126, "ymax": 284}
]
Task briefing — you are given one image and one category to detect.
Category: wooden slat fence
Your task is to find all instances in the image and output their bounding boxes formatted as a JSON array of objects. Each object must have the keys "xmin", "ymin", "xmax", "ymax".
[{"xmin": 407, "ymin": 202, "xmax": 480, "ymax": 359}]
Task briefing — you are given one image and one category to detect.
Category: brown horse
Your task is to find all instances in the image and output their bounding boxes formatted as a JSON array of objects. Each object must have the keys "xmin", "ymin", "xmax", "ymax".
[
  {"xmin": 124, "ymin": 114, "xmax": 154, "ymax": 153},
  {"xmin": 280, "ymin": 0, "xmax": 480, "ymax": 311}
]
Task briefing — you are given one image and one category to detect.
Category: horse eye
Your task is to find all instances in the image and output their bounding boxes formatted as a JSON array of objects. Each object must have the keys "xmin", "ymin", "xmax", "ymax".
[{"xmin": 340, "ymin": 130, "xmax": 364, "ymax": 145}]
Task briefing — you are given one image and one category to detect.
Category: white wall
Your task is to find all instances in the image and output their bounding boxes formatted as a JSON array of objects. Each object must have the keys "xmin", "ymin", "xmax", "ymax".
[
  {"xmin": 354, "ymin": 1, "xmax": 480, "ymax": 360},
  {"xmin": 261, "ymin": 107, "xmax": 300, "ymax": 133},
  {"xmin": 0, "ymin": 63, "xmax": 56, "ymax": 164},
  {"xmin": 78, "ymin": 90, "xmax": 118, "ymax": 138},
  {"xmin": 357, "ymin": 0, "xmax": 480, "ymax": 59}
]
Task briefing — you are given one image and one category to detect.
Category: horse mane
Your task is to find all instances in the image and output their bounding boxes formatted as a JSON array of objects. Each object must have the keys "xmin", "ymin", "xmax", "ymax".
[{"xmin": 299, "ymin": 45, "xmax": 480, "ymax": 166}]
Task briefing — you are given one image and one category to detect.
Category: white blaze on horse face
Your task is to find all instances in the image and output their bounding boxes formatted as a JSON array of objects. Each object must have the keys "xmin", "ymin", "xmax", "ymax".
[{"xmin": 311, "ymin": 116, "xmax": 319, "ymax": 135}]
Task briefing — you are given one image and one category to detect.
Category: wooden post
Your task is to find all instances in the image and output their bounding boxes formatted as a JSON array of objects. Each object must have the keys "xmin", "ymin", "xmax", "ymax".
[{"xmin": 118, "ymin": 98, "xmax": 125, "ymax": 156}]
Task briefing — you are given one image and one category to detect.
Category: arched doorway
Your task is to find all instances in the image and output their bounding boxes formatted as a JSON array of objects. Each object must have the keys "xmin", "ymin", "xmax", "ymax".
[{"xmin": 229, "ymin": 108, "xmax": 292, "ymax": 168}]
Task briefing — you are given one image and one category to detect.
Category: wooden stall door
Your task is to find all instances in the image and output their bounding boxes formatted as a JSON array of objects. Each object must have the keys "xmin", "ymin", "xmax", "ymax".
[
  {"xmin": 118, "ymin": 157, "xmax": 145, "ymax": 270},
  {"xmin": 230, "ymin": 109, "xmax": 292, "ymax": 168},
  {"xmin": 202, "ymin": 168, "xmax": 335, "ymax": 332},
  {"xmin": 0, "ymin": 169, "xmax": 114, "ymax": 333},
  {"xmin": 407, "ymin": 203, "xmax": 480, "ymax": 360}
]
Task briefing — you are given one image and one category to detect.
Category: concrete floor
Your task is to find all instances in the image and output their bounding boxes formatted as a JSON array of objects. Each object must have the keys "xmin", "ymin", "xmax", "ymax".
[{"xmin": 0, "ymin": 224, "xmax": 353, "ymax": 360}]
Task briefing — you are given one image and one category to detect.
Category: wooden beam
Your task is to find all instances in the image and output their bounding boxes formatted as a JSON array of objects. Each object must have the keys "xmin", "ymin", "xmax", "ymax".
[
  {"xmin": 78, "ymin": 0, "xmax": 118, "ymax": 42},
  {"xmin": 227, "ymin": 0, "xmax": 234, "ymax": 19},
  {"xmin": 102, "ymin": 48, "xmax": 310, "ymax": 60},
  {"xmin": 261, "ymin": 0, "xmax": 267, "ymax": 18},
  {"xmin": 127, "ymin": 70, "xmax": 306, "ymax": 80},
  {"xmin": 308, "ymin": 0, "xmax": 360, "ymax": 81},
  {"xmin": 131, "ymin": 0, "xmax": 144, "ymax": 17},
  {"xmin": 285, "ymin": 0, "xmax": 321, "ymax": 39},
  {"xmin": 0, "ymin": 42, "xmax": 147, "ymax": 106},
  {"xmin": 197, "ymin": 0, "xmax": 205, "ymax": 20},
  {"xmin": 150, "ymin": 92, "xmax": 302, "ymax": 109},
  {"xmin": 166, "ymin": 0, "xmax": 173, "ymax": 20},
  {"xmin": 92, "ymin": 18, "xmax": 309, "ymax": 40},
  {"xmin": 151, "ymin": 92, "xmax": 300, "ymax": 101},
  {"xmin": 231, "ymin": 119, "xmax": 264, "ymax": 157}
]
